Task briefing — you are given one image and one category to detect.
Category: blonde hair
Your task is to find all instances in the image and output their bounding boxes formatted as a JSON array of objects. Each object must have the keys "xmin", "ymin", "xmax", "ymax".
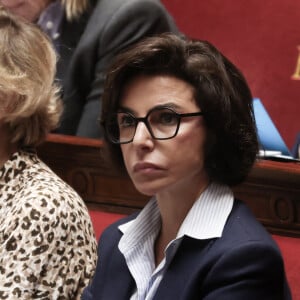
[
  {"xmin": 0, "ymin": 5, "xmax": 62, "ymax": 147},
  {"xmin": 61, "ymin": 0, "xmax": 90, "ymax": 20}
]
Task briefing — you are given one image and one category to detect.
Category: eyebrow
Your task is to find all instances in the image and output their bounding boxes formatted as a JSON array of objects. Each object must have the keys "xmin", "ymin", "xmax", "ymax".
[
  {"xmin": 118, "ymin": 106, "xmax": 135, "ymax": 114},
  {"xmin": 118, "ymin": 102, "xmax": 183, "ymax": 115}
]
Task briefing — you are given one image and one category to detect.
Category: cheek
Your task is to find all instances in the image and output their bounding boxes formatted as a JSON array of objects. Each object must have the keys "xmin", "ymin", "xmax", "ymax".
[
  {"xmin": 0, "ymin": 0, "xmax": 18, "ymax": 7},
  {"xmin": 12, "ymin": 7, "xmax": 35, "ymax": 21},
  {"xmin": 171, "ymin": 128, "xmax": 206, "ymax": 171},
  {"xmin": 15, "ymin": 1, "xmax": 45, "ymax": 21}
]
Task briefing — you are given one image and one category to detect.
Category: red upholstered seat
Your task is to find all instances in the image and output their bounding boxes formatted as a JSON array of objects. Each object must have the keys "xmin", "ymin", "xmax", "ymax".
[
  {"xmin": 88, "ymin": 210, "xmax": 126, "ymax": 240},
  {"xmin": 273, "ymin": 235, "xmax": 300, "ymax": 300}
]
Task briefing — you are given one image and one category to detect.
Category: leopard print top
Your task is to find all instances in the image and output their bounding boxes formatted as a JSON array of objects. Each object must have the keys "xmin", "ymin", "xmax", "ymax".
[{"xmin": 0, "ymin": 150, "xmax": 97, "ymax": 299}]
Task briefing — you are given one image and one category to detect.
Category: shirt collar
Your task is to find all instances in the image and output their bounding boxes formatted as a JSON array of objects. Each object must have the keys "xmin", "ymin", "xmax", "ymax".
[
  {"xmin": 119, "ymin": 199, "xmax": 161, "ymax": 251},
  {"xmin": 177, "ymin": 182, "xmax": 234, "ymax": 239},
  {"xmin": 119, "ymin": 182, "xmax": 234, "ymax": 250}
]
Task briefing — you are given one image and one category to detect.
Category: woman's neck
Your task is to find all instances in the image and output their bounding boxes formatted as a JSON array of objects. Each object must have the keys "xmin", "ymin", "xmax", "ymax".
[{"xmin": 154, "ymin": 172, "xmax": 210, "ymax": 265}]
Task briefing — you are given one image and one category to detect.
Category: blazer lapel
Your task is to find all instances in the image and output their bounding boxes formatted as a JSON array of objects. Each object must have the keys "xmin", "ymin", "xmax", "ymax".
[{"xmin": 153, "ymin": 238, "xmax": 214, "ymax": 300}]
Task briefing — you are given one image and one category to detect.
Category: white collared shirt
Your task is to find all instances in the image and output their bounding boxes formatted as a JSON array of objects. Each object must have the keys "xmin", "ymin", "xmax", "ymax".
[{"xmin": 118, "ymin": 182, "xmax": 234, "ymax": 300}]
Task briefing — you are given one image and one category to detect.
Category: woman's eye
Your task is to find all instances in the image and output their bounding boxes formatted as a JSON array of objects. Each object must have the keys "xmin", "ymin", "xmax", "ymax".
[
  {"xmin": 119, "ymin": 115, "xmax": 135, "ymax": 127},
  {"xmin": 158, "ymin": 112, "xmax": 177, "ymax": 125}
]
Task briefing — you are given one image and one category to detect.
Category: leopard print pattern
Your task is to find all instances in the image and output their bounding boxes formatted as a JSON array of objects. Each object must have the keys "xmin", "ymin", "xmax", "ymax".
[{"xmin": 0, "ymin": 150, "xmax": 97, "ymax": 299}]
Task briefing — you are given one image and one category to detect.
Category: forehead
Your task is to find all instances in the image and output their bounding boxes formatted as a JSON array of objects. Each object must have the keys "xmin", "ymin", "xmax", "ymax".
[{"xmin": 120, "ymin": 74, "xmax": 198, "ymax": 114}]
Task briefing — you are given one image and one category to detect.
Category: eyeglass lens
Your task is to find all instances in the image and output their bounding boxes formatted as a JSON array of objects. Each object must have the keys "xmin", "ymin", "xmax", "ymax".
[{"xmin": 106, "ymin": 108, "xmax": 180, "ymax": 143}]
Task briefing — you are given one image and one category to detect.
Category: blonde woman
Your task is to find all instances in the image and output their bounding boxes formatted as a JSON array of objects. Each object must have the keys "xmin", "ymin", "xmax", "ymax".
[
  {"xmin": 0, "ymin": 0, "xmax": 178, "ymax": 138},
  {"xmin": 0, "ymin": 6, "xmax": 97, "ymax": 299}
]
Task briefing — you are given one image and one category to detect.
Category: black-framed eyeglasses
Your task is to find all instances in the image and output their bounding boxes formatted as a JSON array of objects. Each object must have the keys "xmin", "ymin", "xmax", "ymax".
[{"xmin": 104, "ymin": 106, "xmax": 204, "ymax": 144}]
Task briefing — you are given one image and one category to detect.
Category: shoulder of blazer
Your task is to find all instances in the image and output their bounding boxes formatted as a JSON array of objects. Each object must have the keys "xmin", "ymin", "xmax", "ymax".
[{"xmin": 99, "ymin": 211, "xmax": 140, "ymax": 243}]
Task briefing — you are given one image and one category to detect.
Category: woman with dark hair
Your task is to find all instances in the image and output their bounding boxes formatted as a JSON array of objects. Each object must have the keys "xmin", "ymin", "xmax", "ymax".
[{"xmin": 83, "ymin": 33, "xmax": 291, "ymax": 299}]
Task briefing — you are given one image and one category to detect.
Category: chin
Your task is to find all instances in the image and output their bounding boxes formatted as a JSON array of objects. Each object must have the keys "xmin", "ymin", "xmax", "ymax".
[
  {"xmin": 133, "ymin": 180, "xmax": 163, "ymax": 197},
  {"xmin": 135, "ymin": 186, "xmax": 157, "ymax": 197},
  {"xmin": 130, "ymin": 174, "xmax": 170, "ymax": 196}
]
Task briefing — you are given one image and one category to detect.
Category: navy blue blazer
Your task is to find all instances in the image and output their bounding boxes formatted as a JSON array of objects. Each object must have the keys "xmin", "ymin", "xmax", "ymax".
[
  {"xmin": 55, "ymin": 0, "xmax": 178, "ymax": 137},
  {"xmin": 83, "ymin": 200, "xmax": 291, "ymax": 299}
]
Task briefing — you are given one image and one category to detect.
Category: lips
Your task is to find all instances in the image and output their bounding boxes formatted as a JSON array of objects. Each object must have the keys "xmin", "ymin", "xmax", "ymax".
[{"xmin": 133, "ymin": 162, "xmax": 164, "ymax": 173}]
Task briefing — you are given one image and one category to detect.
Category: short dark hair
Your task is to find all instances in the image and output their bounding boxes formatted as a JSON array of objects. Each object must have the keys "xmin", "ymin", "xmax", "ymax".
[{"xmin": 101, "ymin": 33, "xmax": 259, "ymax": 186}]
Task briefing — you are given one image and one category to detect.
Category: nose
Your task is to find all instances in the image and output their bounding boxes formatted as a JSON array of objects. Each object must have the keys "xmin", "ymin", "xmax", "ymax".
[{"xmin": 132, "ymin": 121, "xmax": 153, "ymax": 146}]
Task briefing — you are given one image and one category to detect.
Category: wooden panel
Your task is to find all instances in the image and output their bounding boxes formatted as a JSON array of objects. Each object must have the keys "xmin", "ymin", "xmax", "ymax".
[
  {"xmin": 233, "ymin": 159, "xmax": 300, "ymax": 237},
  {"xmin": 38, "ymin": 134, "xmax": 300, "ymax": 236}
]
